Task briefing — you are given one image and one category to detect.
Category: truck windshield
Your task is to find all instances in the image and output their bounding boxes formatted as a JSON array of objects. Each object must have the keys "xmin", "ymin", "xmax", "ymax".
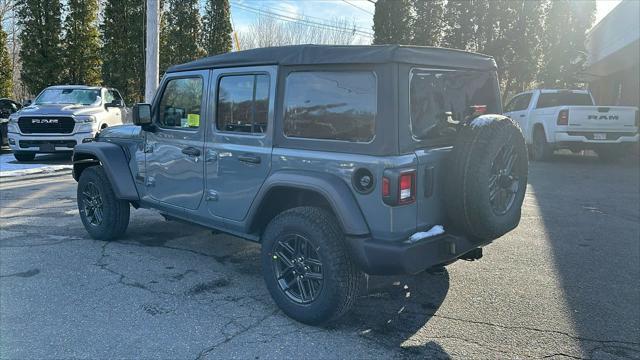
[
  {"xmin": 34, "ymin": 89, "xmax": 101, "ymax": 106},
  {"xmin": 535, "ymin": 93, "xmax": 593, "ymax": 109},
  {"xmin": 410, "ymin": 69, "xmax": 500, "ymax": 140}
]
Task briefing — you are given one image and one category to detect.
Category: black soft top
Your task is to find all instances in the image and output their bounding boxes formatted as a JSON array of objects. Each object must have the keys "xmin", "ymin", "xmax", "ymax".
[{"xmin": 167, "ymin": 44, "xmax": 497, "ymax": 73}]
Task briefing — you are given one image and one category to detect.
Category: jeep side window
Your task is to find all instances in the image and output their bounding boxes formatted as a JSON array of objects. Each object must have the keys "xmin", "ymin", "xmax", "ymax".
[
  {"xmin": 158, "ymin": 77, "xmax": 203, "ymax": 129},
  {"xmin": 216, "ymin": 74, "xmax": 269, "ymax": 134},
  {"xmin": 283, "ymin": 71, "xmax": 376, "ymax": 142}
]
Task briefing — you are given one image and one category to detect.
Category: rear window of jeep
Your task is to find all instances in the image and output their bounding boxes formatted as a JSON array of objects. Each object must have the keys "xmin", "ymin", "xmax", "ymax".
[{"xmin": 283, "ymin": 71, "xmax": 376, "ymax": 142}]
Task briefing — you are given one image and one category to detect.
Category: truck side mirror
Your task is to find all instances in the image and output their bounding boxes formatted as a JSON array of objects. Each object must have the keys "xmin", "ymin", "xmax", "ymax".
[
  {"xmin": 106, "ymin": 99, "xmax": 125, "ymax": 108},
  {"xmin": 132, "ymin": 103, "xmax": 152, "ymax": 126},
  {"xmin": 23, "ymin": 99, "xmax": 32, "ymax": 107}
]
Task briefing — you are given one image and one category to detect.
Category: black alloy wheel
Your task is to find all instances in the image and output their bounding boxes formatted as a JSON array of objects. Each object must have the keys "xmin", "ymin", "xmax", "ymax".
[
  {"xmin": 82, "ymin": 181, "xmax": 104, "ymax": 226},
  {"xmin": 272, "ymin": 234, "xmax": 324, "ymax": 304},
  {"xmin": 489, "ymin": 144, "xmax": 521, "ymax": 215}
]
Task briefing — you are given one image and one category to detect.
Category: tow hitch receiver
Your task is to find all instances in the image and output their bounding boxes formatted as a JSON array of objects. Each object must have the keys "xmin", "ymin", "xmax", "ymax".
[{"xmin": 459, "ymin": 248, "xmax": 483, "ymax": 261}]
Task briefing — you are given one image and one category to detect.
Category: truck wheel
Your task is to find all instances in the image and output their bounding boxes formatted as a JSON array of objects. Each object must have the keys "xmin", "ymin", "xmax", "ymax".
[
  {"xmin": 77, "ymin": 165, "xmax": 130, "ymax": 240},
  {"xmin": 531, "ymin": 127, "xmax": 553, "ymax": 161},
  {"xmin": 446, "ymin": 116, "xmax": 528, "ymax": 241},
  {"xmin": 13, "ymin": 152, "xmax": 36, "ymax": 162},
  {"xmin": 261, "ymin": 206, "xmax": 362, "ymax": 325},
  {"xmin": 595, "ymin": 146, "xmax": 628, "ymax": 162}
]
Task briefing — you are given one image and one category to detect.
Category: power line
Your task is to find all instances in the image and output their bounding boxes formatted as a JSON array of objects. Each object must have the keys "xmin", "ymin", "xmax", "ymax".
[
  {"xmin": 232, "ymin": 1, "xmax": 374, "ymax": 35},
  {"xmin": 342, "ymin": 0, "xmax": 374, "ymax": 16},
  {"xmin": 232, "ymin": 3, "xmax": 374, "ymax": 38}
]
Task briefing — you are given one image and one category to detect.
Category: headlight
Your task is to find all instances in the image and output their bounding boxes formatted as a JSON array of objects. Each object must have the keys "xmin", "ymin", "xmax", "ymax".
[
  {"xmin": 8, "ymin": 116, "xmax": 18, "ymax": 124},
  {"xmin": 76, "ymin": 115, "xmax": 96, "ymax": 124}
]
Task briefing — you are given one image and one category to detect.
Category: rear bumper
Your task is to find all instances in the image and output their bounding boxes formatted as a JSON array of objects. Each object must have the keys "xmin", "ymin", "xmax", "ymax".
[
  {"xmin": 345, "ymin": 232, "xmax": 490, "ymax": 275},
  {"xmin": 554, "ymin": 131, "xmax": 639, "ymax": 144}
]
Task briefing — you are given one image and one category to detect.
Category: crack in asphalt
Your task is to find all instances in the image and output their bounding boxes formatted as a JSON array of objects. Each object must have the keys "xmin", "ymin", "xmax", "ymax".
[
  {"xmin": 194, "ymin": 309, "xmax": 280, "ymax": 360},
  {"xmin": 94, "ymin": 242, "xmax": 175, "ymax": 296},
  {"xmin": 424, "ymin": 312, "xmax": 640, "ymax": 347}
]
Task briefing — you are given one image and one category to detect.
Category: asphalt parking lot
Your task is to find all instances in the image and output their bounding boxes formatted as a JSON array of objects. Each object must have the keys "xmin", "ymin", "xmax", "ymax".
[{"xmin": 1, "ymin": 152, "xmax": 639, "ymax": 359}]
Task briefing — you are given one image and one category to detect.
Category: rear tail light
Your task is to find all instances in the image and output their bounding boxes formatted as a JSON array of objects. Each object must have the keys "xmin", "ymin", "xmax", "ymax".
[
  {"xmin": 557, "ymin": 109, "xmax": 568, "ymax": 125},
  {"xmin": 382, "ymin": 169, "xmax": 416, "ymax": 206},
  {"xmin": 398, "ymin": 172, "xmax": 415, "ymax": 204}
]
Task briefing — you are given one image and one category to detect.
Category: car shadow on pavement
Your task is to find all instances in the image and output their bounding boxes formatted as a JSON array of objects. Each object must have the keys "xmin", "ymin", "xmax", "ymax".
[
  {"xmin": 337, "ymin": 268, "xmax": 451, "ymax": 358},
  {"xmin": 527, "ymin": 153, "xmax": 640, "ymax": 358}
]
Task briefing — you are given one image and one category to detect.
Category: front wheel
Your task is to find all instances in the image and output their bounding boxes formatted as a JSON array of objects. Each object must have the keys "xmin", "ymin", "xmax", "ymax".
[
  {"xmin": 261, "ymin": 207, "xmax": 363, "ymax": 325},
  {"xmin": 77, "ymin": 165, "xmax": 130, "ymax": 240}
]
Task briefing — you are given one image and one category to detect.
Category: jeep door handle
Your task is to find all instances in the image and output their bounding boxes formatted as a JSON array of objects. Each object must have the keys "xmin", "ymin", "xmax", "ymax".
[
  {"xmin": 237, "ymin": 154, "xmax": 261, "ymax": 164},
  {"xmin": 182, "ymin": 147, "xmax": 201, "ymax": 157}
]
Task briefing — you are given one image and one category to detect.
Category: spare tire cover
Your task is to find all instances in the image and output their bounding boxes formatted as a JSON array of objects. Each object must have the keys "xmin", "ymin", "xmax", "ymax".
[{"xmin": 445, "ymin": 115, "xmax": 528, "ymax": 241}]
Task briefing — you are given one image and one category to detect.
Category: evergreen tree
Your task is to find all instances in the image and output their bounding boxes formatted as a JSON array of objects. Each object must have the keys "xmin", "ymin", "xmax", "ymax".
[
  {"xmin": 372, "ymin": 0, "xmax": 413, "ymax": 45},
  {"xmin": 16, "ymin": 0, "xmax": 64, "ymax": 95},
  {"xmin": 62, "ymin": 0, "xmax": 101, "ymax": 85},
  {"xmin": 202, "ymin": 0, "xmax": 233, "ymax": 56},
  {"xmin": 538, "ymin": 0, "xmax": 596, "ymax": 88},
  {"xmin": 101, "ymin": 0, "xmax": 145, "ymax": 103},
  {"xmin": 440, "ymin": 0, "xmax": 475, "ymax": 50},
  {"xmin": 0, "ymin": 28, "xmax": 12, "ymax": 98},
  {"xmin": 160, "ymin": 0, "xmax": 206, "ymax": 73},
  {"xmin": 412, "ymin": 0, "xmax": 444, "ymax": 46}
]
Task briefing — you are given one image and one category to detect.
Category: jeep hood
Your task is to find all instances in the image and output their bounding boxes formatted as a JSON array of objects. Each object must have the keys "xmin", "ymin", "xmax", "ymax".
[
  {"xmin": 97, "ymin": 124, "xmax": 142, "ymax": 139},
  {"xmin": 17, "ymin": 104, "xmax": 105, "ymax": 117}
]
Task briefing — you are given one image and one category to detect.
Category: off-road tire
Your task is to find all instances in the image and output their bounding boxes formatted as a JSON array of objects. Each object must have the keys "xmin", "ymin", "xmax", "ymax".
[
  {"xmin": 13, "ymin": 151, "xmax": 36, "ymax": 162},
  {"xmin": 261, "ymin": 206, "xmax": 363, "ymax": 325},
  {"xmin": 531, "ymin": 127, "xmax": 553, "ymax": 161},
  {"xmin": 595, "ymin": 146, "xmax": 628, "ymax": 162},
  {"xmin": 446, "ymin": 116, "xmax": 528, "ymax": 241},
  {"xmin": 77, "ymin": 165, "xmax": 130, "ymax": 240}
]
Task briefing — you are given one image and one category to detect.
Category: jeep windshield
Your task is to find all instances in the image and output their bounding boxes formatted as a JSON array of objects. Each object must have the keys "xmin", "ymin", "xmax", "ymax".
[
  {"xmin": 410, "ymin": 69, "xmax": 500, "ymax": 141},
  {"xmin": 34, "ymin": 88, "xmax": 101, "ymax": 106}
]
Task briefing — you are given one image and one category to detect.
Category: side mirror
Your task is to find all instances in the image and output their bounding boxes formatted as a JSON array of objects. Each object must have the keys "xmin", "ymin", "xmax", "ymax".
[
  {"xmin": 132, "ymin": 103, "xmax": 152, "ymax": 126},
  {"xmin": 23, "ymin": 99, "xmax": 32, "ymax": 106},
  {"xmin": 106, "ymin": 99, "xmax": 125, "ymax": 108}
]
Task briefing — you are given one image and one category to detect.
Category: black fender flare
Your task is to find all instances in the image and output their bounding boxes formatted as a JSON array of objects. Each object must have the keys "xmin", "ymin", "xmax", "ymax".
[
  {"xmin": 247, "ymin": 170, "xmax": 370, "ymax": 236},
  {"xmin": 72, "ymin": 142, "xmax": 139, "ymax": 201}
]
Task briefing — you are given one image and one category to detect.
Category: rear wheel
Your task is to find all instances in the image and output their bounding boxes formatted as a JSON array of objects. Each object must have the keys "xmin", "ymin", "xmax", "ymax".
[
  {"xmin": 77, "ymin": 165, "xmax": 130, "ymax": 240},
  {"xmin": 13, "ymin": 151, "xmax": 36, "ymax": 162},
  {"xmin": 531, "ymin": 127, "xmax": 553, "ymax": 161},
  {"xmin": 261, "ymin": 207, "xmax": 362, "ymax": 325}
]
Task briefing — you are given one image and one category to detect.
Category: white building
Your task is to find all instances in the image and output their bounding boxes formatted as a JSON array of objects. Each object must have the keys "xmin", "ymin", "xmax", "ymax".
[{"xmin": 585, "ymin": 0, "xmax": 639, "ymax": 107}]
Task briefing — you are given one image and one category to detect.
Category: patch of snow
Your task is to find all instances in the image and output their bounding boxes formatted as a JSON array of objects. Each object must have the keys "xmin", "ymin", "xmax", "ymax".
[
  {"xmin": 470, "ymin": 115, "xmax": 501, "ymax": 128},
  {"xmin": 407, "ymin": 225, "xmax": 445, "ymax": 243},
  {"xmin": 0, "ymin": 153, "xmax": 72, "ymax": 177}
]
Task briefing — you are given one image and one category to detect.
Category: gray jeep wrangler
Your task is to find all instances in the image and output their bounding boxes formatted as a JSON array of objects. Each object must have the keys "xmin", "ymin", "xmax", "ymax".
[{"xmin": 72, "ymin": 45, "xmax": 528, "ymax": 325}]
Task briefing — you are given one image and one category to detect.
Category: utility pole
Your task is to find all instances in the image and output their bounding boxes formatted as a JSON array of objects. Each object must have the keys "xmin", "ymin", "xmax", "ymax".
[{"xmin": 145, "ymin": 0, "xmax": 159, "ymax": 103}]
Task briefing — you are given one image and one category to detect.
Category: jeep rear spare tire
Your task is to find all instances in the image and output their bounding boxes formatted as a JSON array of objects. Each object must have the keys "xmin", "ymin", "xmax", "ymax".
[
  {"xmin": 261, "ymin": 207, "xmax": 363, "ymax": 325},
  {"xmin": 446, "ymin": 115, "xmax": 528, "ymax": 241}
]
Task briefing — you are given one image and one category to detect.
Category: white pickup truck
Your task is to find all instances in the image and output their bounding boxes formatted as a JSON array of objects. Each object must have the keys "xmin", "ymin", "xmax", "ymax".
[
  {"xmin": 504, "ymin": 89, "xmax": 638, "ymax": 161},
  {"xmin": 7, "ymin": 85, "xmax": 127, "ymax": 162}
]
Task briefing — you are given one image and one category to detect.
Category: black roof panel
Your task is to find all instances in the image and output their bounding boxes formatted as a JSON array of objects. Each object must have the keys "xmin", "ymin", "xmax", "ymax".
[{"xmin": 167, "ymin": 44, "xmax": 497, "ymax": 73}]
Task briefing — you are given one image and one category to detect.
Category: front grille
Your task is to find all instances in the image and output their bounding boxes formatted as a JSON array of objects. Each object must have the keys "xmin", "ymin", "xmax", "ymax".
[
  {"xmin": 18, "ymin": 116, "xmax": 75, "ymax": 134},
  {"xmin": 19, "ymin": 140, "xmax": 77, "ymax": 149},
  {"xmin": 567, "ymin": 131, "xmax": 638, "ymax": 141}
]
